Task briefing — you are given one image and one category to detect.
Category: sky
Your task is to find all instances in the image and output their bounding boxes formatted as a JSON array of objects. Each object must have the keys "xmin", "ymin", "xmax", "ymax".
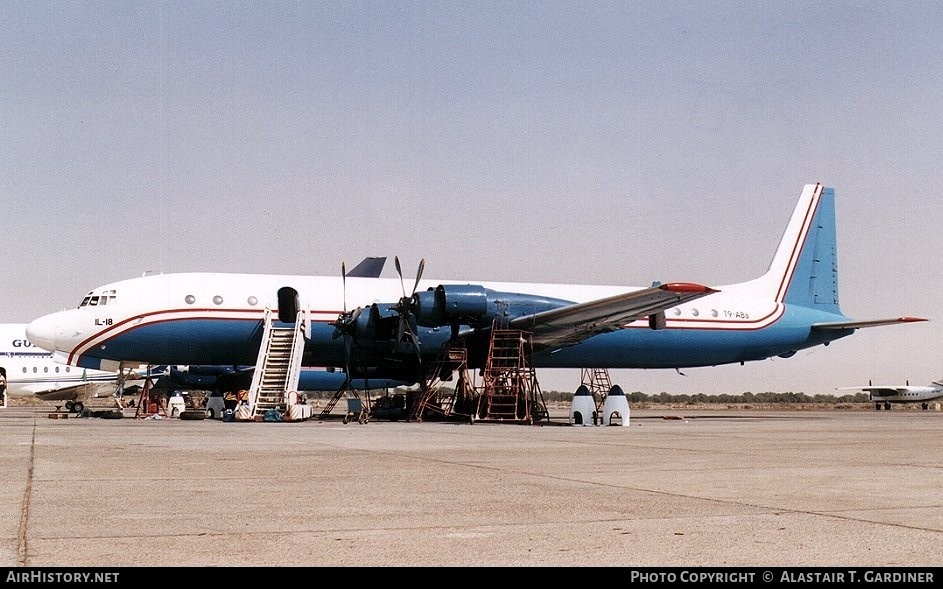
[{"xmin": 2, "ymin": 1, "xmax": 940, "ymax": 395}]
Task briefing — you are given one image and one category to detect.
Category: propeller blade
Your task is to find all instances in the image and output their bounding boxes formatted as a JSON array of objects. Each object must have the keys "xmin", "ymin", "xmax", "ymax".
[
  {"xmin": 341, "ymin": 261, "xmax": 347, "ymax": 315},
  {"xmin": 390, "ymin": 256, "xmax": 426, "ymax": 364},
  {"xmin": 405, "ymin": 328, "xmax": 422, "ymax": 364},
  {"xmin": 411, "ymin": 258, "xmax": 425, "ymax": 296},
  {"xmin": 394, "ymin": 256, "xmax": 405, "ymax": 298}
]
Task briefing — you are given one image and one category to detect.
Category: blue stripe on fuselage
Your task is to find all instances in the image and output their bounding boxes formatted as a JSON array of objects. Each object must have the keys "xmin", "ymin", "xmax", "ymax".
[
  {"xmin": 533, "ymin": 305, "xmax": 853, "ymax": 368},
  {"xmin": 74, "ymin": 318, "xmax": 350, "ymax": 368},
  {"xmin": 73, "ymin": 304, "xmax": 853, "ymax": 372},
  {"xmin": 76, "ymin": 319, "xmax": 267, "ymax": 368}
]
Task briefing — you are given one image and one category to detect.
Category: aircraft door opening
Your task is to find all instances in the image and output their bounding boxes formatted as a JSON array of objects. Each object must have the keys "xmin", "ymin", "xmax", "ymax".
[{"xmin": 278, "ymin": 287, "xmax": 299, "ymax": 323}]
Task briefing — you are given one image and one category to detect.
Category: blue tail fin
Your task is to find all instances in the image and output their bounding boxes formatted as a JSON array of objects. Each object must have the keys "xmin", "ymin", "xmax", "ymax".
[{"xmin": 759, "ymin": 184, "xmax": 842, "ymax": 313}]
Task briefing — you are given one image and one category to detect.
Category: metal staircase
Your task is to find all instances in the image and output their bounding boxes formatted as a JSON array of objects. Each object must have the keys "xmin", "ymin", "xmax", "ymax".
[
  {"xmin": 411, "ymin": 342, "xmax": 476, "ymax": 422},
  {"xmin": 318, "ymin": 380, "xmax": 370, "ymax": 422},
  {"xmin": 247, "ymin": 308, "xmax": 308, "ymax": 420},
  {"xmin": 581, "ymin": 367, "xmax": 613, "ymax": 418},
  {"xmin": 475, "ymin": 326, "xmax": 548, "ymax": 424}
]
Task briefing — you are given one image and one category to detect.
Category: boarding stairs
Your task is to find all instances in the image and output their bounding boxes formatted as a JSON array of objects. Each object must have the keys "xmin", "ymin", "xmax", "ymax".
[{"xmin": 247, "ymin": 308, "xmax": 308, "ymax": 420}]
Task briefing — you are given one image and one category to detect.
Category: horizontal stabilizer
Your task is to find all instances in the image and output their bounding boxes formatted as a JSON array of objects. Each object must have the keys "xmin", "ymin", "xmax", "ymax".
[{"xmin": 811, "ymin": 316, "xmax": 927, "ymax": 331}]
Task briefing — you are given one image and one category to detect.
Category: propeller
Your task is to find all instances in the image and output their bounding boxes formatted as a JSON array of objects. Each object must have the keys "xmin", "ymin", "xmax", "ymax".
[
  {"xmin": 330, "ymin": 261, "xmax": 363, "ymax": 377},
  {"xmin": 391, "ymin": 256, "xmax": 425, "ymax": 359},
  {"xmin": 331, "ymin": 261, "xmax": 350, "ymax": 339}
]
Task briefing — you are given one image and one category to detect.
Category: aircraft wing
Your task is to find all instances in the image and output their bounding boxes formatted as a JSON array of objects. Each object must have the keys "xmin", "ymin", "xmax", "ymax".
[
  {"xmin": 506, "ymin": 282, "xmax": 717, "ymax": 350},
  {"xmin": 859, "ymin": 386, "xmax": 911, "ymax": 398},
  {"xmin": 811, "ymin": 316, "xmax": 927, "ymax": 331},
  {"xmin": 154, "ymin": 365, "xmax": 254, "ymax": 391},
  {"xmin": 31, "ymin": 382, "xmax": 113, "ymax": 402}
]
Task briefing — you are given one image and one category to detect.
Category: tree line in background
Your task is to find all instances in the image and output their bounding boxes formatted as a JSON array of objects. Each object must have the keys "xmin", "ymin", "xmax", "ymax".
[
  {"xmin": 304, "ymin": 388, "xmax": 872, "ymax": 404},
  {"xmin": 536, "ymin": 390, "xmax": 872, "ymax": 404}
]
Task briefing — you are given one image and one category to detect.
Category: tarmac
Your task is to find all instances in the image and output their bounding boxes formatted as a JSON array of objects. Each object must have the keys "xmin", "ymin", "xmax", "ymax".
[{"xmin": 0, "ymin": 403, "xmax": 940, "ymax": 568}]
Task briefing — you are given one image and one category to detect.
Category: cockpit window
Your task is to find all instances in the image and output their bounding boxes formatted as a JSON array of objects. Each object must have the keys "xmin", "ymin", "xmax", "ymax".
[{"xmin": 80, "ymin": 289, "xmax": 117, "ymax": 308}]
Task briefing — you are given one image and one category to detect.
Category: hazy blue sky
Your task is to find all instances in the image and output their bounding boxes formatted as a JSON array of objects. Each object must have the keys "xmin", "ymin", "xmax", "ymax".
[{"xmin": 2, "ymin": 1, "xmax": 939, "ymax": 394}]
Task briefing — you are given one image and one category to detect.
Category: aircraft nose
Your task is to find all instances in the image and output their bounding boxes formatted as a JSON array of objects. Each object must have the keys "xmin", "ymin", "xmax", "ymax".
[{"xmin": 26, "ymin": 313, "xmax": 61, "ymax": 352}]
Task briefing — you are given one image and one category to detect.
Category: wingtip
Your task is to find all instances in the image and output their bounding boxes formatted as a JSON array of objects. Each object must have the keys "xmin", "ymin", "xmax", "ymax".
[{"xmin": 660, "ymin": 282, "xmax": 719, "ymax": 294}]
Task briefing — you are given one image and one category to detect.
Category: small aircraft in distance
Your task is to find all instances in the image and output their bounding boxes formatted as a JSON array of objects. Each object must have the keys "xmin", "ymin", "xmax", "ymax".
[
  {"xmin": 26, "ymin": 184, "xmax": 927, "ymax": 399},
  {"xmin": 844, "ymin": 379, "xmax": 943, "ymax": 411}
]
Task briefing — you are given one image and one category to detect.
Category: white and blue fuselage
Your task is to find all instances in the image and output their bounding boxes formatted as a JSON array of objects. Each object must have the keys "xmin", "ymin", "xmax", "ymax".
[{"xmin": 25, "ymin": 185, "xmax": 923, "ymax": 383}]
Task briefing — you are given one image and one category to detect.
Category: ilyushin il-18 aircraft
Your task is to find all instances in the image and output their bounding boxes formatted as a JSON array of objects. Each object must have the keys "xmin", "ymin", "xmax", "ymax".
[{"xmin": 26, "ymin": 184, "xmax": 926, "ymax": 395}]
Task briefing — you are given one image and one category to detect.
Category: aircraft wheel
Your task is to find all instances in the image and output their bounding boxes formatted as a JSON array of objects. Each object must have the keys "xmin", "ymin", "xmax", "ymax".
[
  {"xmin": 72, "ymin": 402, "xmax": 84, "ymax": 414},
  {"xmin": 884, "ymin": 402, "xmax": 891, "ymax": 410},
  {"xmin": 65, "ymin": 400, "xmax": 75, "ymax": 412},
  {"xmin": 922, "ymin": 403, "xmax": 929, "ymax": 410},
  {"xmin": 875, "ymin": 403, "xmax": 881, "ymax": 411}
]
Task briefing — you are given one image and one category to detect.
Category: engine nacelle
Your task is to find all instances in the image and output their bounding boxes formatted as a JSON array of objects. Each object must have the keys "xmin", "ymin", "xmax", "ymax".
[{"xmin": 414, "ymin": 284, "xmax": 490, "ymax": 327}]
